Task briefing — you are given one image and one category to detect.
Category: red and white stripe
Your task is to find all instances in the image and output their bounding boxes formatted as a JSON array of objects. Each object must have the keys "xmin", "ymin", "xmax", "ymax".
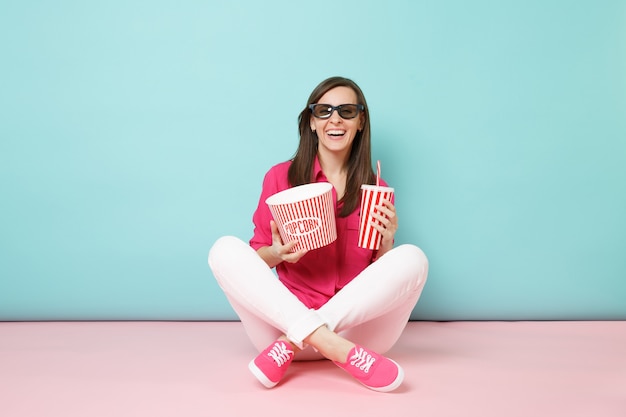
[
  {"xmin": 358, "ymin": 188, "xmax": 394, "ymax": 250},
  {"xmin": 268, "ymin": 189, "xmax": 336, "ymax": 252}
]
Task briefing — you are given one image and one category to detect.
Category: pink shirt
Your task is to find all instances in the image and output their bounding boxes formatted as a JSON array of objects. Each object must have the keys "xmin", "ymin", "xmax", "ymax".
[{"xmin": 250, "ymin": 158, "xmax": 389, "ymax": 309}]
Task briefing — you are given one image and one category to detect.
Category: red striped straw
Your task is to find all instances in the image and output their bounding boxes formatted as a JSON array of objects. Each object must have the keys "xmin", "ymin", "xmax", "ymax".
[{"xmin": 376, "ymin": 160, "xmax": 381, "ymax": 186}]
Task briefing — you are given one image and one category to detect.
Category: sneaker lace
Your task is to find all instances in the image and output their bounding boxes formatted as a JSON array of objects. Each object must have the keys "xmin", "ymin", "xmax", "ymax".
[
  {"xmin": 267, "ymin": 342, "xmax": 293, "ymax": 367},
  {"xmin": 349, "ymin": 347, "xmax": 376, "ymax": 373}
]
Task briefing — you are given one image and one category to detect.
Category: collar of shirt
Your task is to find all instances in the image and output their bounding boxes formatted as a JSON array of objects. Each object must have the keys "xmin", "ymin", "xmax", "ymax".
[{"xmin": 312, "ymin": 155, "xmax": 344, "ymax": 210}]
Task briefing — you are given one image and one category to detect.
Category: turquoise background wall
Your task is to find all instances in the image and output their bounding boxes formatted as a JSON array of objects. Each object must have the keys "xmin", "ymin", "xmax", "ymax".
[{"xmin": 1, "ymin": 1, "xmax": 625, "ymax": 321}]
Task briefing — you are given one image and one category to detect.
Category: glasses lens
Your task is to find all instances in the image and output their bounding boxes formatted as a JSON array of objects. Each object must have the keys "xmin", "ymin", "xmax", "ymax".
[
  {"xmin": 312, "ymin": 104, "xmax": 332, "ymax": 118},
  {"xmin": 338, "ymin": 104, "xmax": 359, "ymax": 119}
]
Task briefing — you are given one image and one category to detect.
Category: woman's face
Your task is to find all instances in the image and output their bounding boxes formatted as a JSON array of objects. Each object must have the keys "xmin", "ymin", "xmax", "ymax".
[{"xmin": 310, "ymin": 86, "xmax": 364, "ymax": 158}]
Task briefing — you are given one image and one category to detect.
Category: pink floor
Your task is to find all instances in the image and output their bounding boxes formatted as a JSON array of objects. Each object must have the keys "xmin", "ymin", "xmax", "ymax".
[{"xmin": 1, "ymin": 321, "xmax": 625, "ymax": 417}]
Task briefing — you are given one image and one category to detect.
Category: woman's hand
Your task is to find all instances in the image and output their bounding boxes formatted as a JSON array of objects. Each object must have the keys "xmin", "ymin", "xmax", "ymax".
[
  {"xmin": 257, "ymin": 220, "xmax": 308, "ymax": 268},
  {"xmin": 371, "ymin": 199, "xmax": 398, "ymax": 258}
]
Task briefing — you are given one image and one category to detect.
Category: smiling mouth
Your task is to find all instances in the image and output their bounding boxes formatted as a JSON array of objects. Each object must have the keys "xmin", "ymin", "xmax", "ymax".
[{"xmin": 327, "ymin": 130, "xmax": 346, "ymax": 138}]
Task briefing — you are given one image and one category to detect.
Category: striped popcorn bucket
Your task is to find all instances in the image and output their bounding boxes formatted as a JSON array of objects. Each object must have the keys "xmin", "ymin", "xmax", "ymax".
[
  {"xmin": 358, "ymin": 184, "xmax": 395, "ymax": 250},
  {"xmin": 265, "ymin": 182, "xmax": 337, "ymax": 252}
]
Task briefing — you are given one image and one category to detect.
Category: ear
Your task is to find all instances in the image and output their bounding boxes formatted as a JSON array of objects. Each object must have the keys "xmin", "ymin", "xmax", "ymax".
[
  {"xmin": 310, "ymin": 116, "xmax": 316, "ymax": 132},
  {"xmin": 358, "ymin": 113, "xmax": 365, "ymax": 131}
]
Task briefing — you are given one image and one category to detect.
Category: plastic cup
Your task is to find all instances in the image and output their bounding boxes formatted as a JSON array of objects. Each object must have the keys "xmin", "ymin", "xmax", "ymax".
[
  {"xmin": 358, "ymin": 184, "xmax": 395, "ymax": 250},
  {"xmin": 265, "ymin": 182, "xmax": 337, "ymax": 252}
]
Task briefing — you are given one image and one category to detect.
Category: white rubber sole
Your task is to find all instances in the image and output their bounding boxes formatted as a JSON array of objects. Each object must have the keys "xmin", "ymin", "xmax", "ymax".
[
  {"xmin": 366, "ymin": 360, "xmax": 404, "ymax": 392},
  {"xmin": 248, "ymin": 359, "xmax": 278, "ymax": 388}
]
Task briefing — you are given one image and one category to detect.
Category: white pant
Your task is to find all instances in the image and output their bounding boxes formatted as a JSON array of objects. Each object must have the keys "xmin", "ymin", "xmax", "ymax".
[{"xmin": 208, "ymin": 236, "xmax": 428, "ymax": 360}]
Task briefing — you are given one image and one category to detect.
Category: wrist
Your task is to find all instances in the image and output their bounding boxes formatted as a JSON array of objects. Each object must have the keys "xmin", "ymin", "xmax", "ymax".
[{"xmin": 257, "ymin": 246, "xmax": 283, "ymax": 269}]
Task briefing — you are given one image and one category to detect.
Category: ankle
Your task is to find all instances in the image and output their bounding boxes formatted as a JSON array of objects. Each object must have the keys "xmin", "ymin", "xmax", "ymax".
[
  {"xmin": 304, "ymin": 326, "xmax": 355, "ymax": 363},
  {"xmin": 277, "ymin": 336, "xmax": 299, "ymax": 354}
]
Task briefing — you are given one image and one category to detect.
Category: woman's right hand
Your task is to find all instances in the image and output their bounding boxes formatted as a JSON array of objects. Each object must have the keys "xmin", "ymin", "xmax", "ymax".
[{"xmin": 258, "ymin": 220, "xmax": 308, "ymax": 268}]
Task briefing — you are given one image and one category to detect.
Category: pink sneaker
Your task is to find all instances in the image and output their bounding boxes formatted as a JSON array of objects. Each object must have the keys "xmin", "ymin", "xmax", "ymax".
[
  {"xmin": 248, "ymin": 340, "xmax": 295, "ymax": 388},
  {"xmin": 334, "ymin": 345, "xmax": 404, "ymax": 392}
]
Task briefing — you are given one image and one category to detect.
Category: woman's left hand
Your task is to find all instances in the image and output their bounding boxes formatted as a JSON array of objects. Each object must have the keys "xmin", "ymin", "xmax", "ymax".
[{"xmin": 371, "ymin": 199, "xmax": 398, "ymax": 257}]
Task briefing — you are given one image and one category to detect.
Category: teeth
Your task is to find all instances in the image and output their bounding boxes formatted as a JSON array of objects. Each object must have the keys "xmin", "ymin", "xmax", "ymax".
[{"xmin": 328, "ymin": 130, "xmax": 345, "ymax": 135}]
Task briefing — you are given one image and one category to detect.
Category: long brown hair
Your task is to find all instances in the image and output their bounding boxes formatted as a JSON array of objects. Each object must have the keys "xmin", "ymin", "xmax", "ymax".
[{"xmin": 288, "ymin": 76, "xmax": 375, "ymax": 217}]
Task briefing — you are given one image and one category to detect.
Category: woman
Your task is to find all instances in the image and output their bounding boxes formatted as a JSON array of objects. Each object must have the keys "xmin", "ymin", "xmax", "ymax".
[{"xmin": 208, "ymin": 76, "xmax": 428, "ymax": 392}]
